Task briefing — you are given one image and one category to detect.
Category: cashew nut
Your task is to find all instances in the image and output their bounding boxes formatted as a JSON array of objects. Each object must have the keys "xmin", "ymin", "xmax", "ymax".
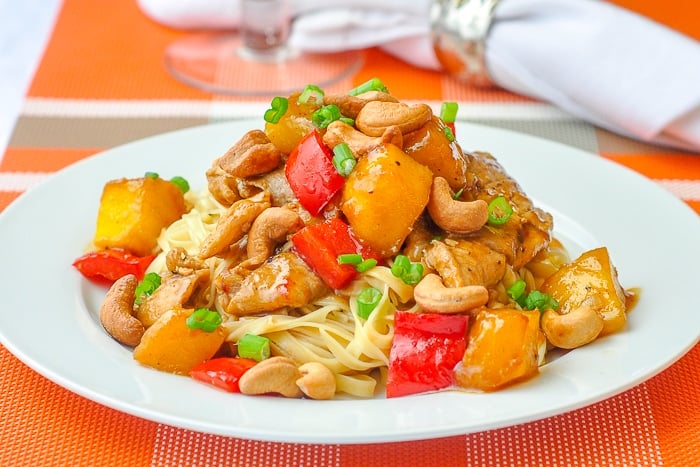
[
  {"xmin": 238, "ymin": 356, "xmax": 303, "ymax": 398},
  {"xmin": 199, "ymin": 195, "xmax": 271, "ymax": 259},
  {"xmin": 99, "ymin": 274, "xmax": 145, "ymax": 347},
  {"xmin": 355, "ymin": 101, "xmax": 433, "ymax": 137},
  {"xmin": 427, "ymin": 176, "xmax": 489, "ymax": 234},
  {"xmin": 322, "ymin": 120, "xmax": 403, "ymax": 157},
  {"xmin": 413, "ymin": 273, "xmax": 489, "ymax": 314},
  {"xmin": 541, "ymin": 304, "xmax": 605, "ymax": 349},
  {"xmin": 323, "ymin": 91, "xmax": 398, "ymax": 118},
  {"xmin": 244, "ymin": 207, "xmax": 304, "ymax": 267},
  {"xmin": 296, "ymin": 362, "xmax": 336, "ymax": 400}
]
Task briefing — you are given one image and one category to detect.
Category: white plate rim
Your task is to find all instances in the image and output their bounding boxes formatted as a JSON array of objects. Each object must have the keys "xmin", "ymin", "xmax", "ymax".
[{"xmin": 0, "ymin": 120, "xmax": 698, "ymax": 444}]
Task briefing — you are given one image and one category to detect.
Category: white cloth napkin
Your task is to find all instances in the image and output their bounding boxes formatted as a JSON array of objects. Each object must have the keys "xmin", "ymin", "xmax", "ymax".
[{"xmin": 137, "ymin": 0, "xmax": 700, "ymax": 151}]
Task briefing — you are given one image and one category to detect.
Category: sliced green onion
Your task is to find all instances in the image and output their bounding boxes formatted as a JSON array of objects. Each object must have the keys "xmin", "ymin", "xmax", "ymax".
[
  {"xmin": 487, "ymin": 196, "xmax": 513, "ymax": 225},
  {"xmin": 452, "ymin": 187, "xmax": 464, "ymax": 200},
  {"xmin": 390, "ymin": 255, "xmax": 410, "ymax": 278},
  {"xmin": 144, "ymin": 171, "xmax": 159, "ymax": 179},
  {"xmin": 356, "ymin": 258, "xmax": 377, "ymax": 273},
  {"xmin": 356, "ymin": 287, "xmax": 382, "ymax": 319},
  {"xmin": 403, "ymin": 263, "xmax": 424, "ymax": 285},
  {"xmin": 332, "ymin": 142, "xmax": 356, "ymax": 176},
  {"xmin": 524, "ymin": 290, "xmax": 559, "ymax": 312},
  {"xmin": 264, "ymin": 96, "xmax": 289, "ymax": 124},
  {"xmin": 443, "ymin": 126, "xmax": 455, "ymax": 142},
  {"xmin": 134, "ymin": 272, "xmax": 161, "ymax": 305},
  {"xmin": 237, "ymin": 333, "xmax": 270, "ymax": 362},
  {"xmin": 186, "ymin": 308, "xmax": 222, "ymax": 332},
  {"xmin": 169, "ymin": 176, "xmax": 190, "ymax": 194},
  {"xmin": 339, "ymin": 117, "xmax": 355, "ymax": 126},
  {"xmin": 440, "ymin": 101, "xmax": 459, "ymax": 123},
  {"xmin": 312, "ymin": 104, "xmax": 342, "ymax": 129},
  {"xmin": 298, "ymin": 84, "xmax": 325, "ymax": 104},
  {"xmin": 507, "ymin": 279, "xmax": 527, "ymax": 305},
  {"xmin": 338, "ymin": 253, "xmax": 363, "ymax": 265},
  {"xmin": 348, "ymin": 77, "xmax": 388, "ymax": 96},
  {"xmin": 390, "ymin": 255, "xmax": 424, "ymax": 285}
]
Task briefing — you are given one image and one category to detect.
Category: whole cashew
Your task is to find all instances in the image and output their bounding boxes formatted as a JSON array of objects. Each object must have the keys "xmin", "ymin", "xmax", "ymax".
[
  {"xmin": 244, "ymin": 207, "xmax": 304, "ymax": 267},
  {"xmin": 413, "ymin": 273, "xmax": 489, "ymax": 314},
  {"xmin": 199, "ymin": 195, "xmax": 271, "ymax": 259},
  {"xmin": 99, "ymin": 274, "xmax": 145, "ymax": 347},
  {"xmin": 296, "ymin": 362, "xmax": 336, "ymax": 400},
  {"xmin": 355, "ymin": 101, "xmax": 433, "ymax": 137},
  {"xmin": 322, "ymin": 120, "xmax": 403, "ymax": 157},
  {"xmin": 238, "ymin": 356, "xmax": 303, "ymax": 398},
  {"xmin": 541, "ymin": 304, "xmax": 605, "ymax": 349},
  {"xmin": 323, "ymin": 91, "xmax": 398, "ymax": 119},
  {"xmin": 427, "ymin": 177, "xmax": 489, "ymax": 234}
]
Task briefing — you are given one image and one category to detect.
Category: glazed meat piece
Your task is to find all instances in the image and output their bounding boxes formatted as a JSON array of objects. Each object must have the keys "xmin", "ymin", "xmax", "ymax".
[
  {"xmin": 136, "ymin": 268, "xmax": 210, "ymax": 327},
  {"xmin": 223, "ymin": 251, "xmax": 329, "ymax": 316},
  {"xmin": 461, "ymin": 151, "xmax": 553, "ymax": 269},
  {"xmin": 424, "ymin": 239, "xmax": 507, "ymax": 288}
]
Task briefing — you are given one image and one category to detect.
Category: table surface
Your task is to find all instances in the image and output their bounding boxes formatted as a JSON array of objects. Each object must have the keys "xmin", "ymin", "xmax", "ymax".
[{"xmin": 1, "ymin": 1, "xmax": 699, "ymax": 466}]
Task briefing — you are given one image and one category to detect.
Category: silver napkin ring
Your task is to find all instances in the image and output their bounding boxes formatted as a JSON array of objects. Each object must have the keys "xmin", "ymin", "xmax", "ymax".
[{"xmin": 431, "ymin": 0, "xmax": 501, "ymax": 87}]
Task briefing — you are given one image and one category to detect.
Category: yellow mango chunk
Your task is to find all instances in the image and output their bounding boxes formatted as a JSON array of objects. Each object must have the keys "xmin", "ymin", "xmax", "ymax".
[
  {"xmin": 93, "ymin": 177, "xmax": 187, "ymax": 256},
  {"xmin": 264, "ymin": 93, "xmax": 319, "ymax": 155},
  {"xmin": 133, "ymin": 307, "xmax": 226, "ymax": 375},
  {"xmin": 341, "ymin": 144, "xmax": 433, "ymax": 257},
  {"xmin": 402, "ymin": 116, "xmax": 468, "ymax": 191},
  {"xmin": 454, "ymin": 309, "xmax": 541, "ymax": 392},
  {"xmin": 541, "ymin": 246, "xmax": 627, "ymax": 336}
]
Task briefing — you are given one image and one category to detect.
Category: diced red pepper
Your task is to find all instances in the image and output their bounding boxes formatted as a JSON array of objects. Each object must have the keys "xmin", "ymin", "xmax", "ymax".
[
  {"xmin": 291, "ymin": 217, "xmax": 381, "ymax": 290},
  {"xmin": 190, "ymin": 357, "xmax": 258, "ymax": 393},
  {"xmin": 386, "ymin": 311, "xmax": 469, "ymax": 398},
  {"xmin": 72, "ymin": 248, "xmax": 155, "ymax": 283},
  {"xmin": 285, "ymin": 129, "xmax": 344, "ymax": 216}
]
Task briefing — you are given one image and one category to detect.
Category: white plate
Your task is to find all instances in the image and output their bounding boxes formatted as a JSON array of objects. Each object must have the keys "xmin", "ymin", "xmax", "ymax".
[{"xmin": 1, "ymin": 121, "xmax": 698, "ymax": 444}]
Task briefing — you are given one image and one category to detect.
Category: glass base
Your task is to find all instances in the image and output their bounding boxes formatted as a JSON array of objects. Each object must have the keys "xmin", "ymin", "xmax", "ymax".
[{"xmin": 164, "ymin": 33, "xmax": 364, "ymax": 96}]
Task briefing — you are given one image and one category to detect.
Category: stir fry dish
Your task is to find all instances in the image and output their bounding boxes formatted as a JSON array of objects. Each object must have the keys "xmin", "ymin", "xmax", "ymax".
[{"xmin": 73, "ymin": 78, "xmax": 636, "ymax": 400}]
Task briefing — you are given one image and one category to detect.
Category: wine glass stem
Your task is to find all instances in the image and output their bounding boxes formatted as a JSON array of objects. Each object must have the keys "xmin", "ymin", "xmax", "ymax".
[{"xmin": 239, "ymin": 0, "xmax": 291, "ymax": 61}]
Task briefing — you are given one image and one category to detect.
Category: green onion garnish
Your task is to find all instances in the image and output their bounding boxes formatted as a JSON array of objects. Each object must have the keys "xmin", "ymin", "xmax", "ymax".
[
  {"xmin": 443, "ymin": 126, "xmax": 455, "ymax": 142},
  {"xmin": 507, "ymin": 279, "xmax": 527, "ymax": 305},
  {"xmin": 440, "ymin": 101, "xmax": 459, "ymax": 123},
  {"xmin": 237, "ymin": 333, "xmax": 271, "ymax": 362},
  {"xmin": 487, "ymin": 196, "xmax": 513, "ymax": 225},
  {"xmin": 390, "ymin": 254, "xmax": 424, "ymax": 285},
  {"xmin": 332, "ymin": 143, "xmax": 356, "ymax": 176},
  {"xmin": 357, "ymin": 287, "xmax": 382, "ymax": 319},
  {"xmin": 356, "ymin": 258, "xmax": 377, "ymax": 273},
  {"xmin": 264, "ymin": 96, "xmax": 289, "ymax": 124},
  {"xmin": 298, "ymin": 84, "xmax": 325, "ymax": 104},
  {"xmin": 312, "ymin": 104, "xmax": 342, "ymax": 129},
  {"xmin": 348, "ymin": 77, "xmax": 388, "ymax": 96},
  {"xmin": 185, "ymin": 308, "xmax": 222, "ymax": 332},
  {"xmin": 169, "ymin": 176, "xmax": 190, "ymax": 194},
  {"xmin": 339, "ymin": 117, "xmax": 355, "ymax": 126},
  {"xmin": 134, "ymin": 272, "xmax": 161, "ymax": 305},
  {"xmin": 524, "ymin": 290, "xmax": 559, "ymax": 312},
  {"xmin": 338, "ymin": 253, "xmax": 363, "ymax": 265},
  {"xmin": 452, "ymin": 187, "xmax": 464, "ymax": 200},
  {"xmin": 145, "ymin": 171, "xmax": 159, "ymax": 179}
]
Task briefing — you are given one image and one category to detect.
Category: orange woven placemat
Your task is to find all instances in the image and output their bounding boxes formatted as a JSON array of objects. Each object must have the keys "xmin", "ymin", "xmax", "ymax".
[{"xmin": 1, "ymin": 1, "xmax": 698, "ymax": 465}]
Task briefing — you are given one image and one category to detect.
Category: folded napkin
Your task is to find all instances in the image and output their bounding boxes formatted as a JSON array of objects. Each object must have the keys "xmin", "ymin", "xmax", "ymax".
[{"xmin": 138, "ymin": 0, "xmax": 700, "ymax": 151}]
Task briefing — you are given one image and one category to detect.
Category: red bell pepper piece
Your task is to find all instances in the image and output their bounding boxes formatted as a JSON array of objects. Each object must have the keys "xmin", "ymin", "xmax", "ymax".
[
  {"xmin": 386, "ymin": 310, "xmax": 469, "ymax": 398},
  {"xmin": 73, "ymin": 248, "xmax": 155, "ymax": 282},
  {"xmin": 285, "ymin": 129, "xmax": 344, "ymax": 216},
  {"xmin": 291, "ymin": 217, "xmax": 381, "ymax": 290},
  {"xmin": 190, "ymin": 357, "xmax": 258, "ymax": 393}
]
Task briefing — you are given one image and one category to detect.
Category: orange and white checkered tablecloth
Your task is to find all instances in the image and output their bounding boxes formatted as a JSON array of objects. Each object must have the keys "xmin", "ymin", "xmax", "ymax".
[{"xmin": 1, "ymin": 1, "xmax": 698, "ymax": 465}]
